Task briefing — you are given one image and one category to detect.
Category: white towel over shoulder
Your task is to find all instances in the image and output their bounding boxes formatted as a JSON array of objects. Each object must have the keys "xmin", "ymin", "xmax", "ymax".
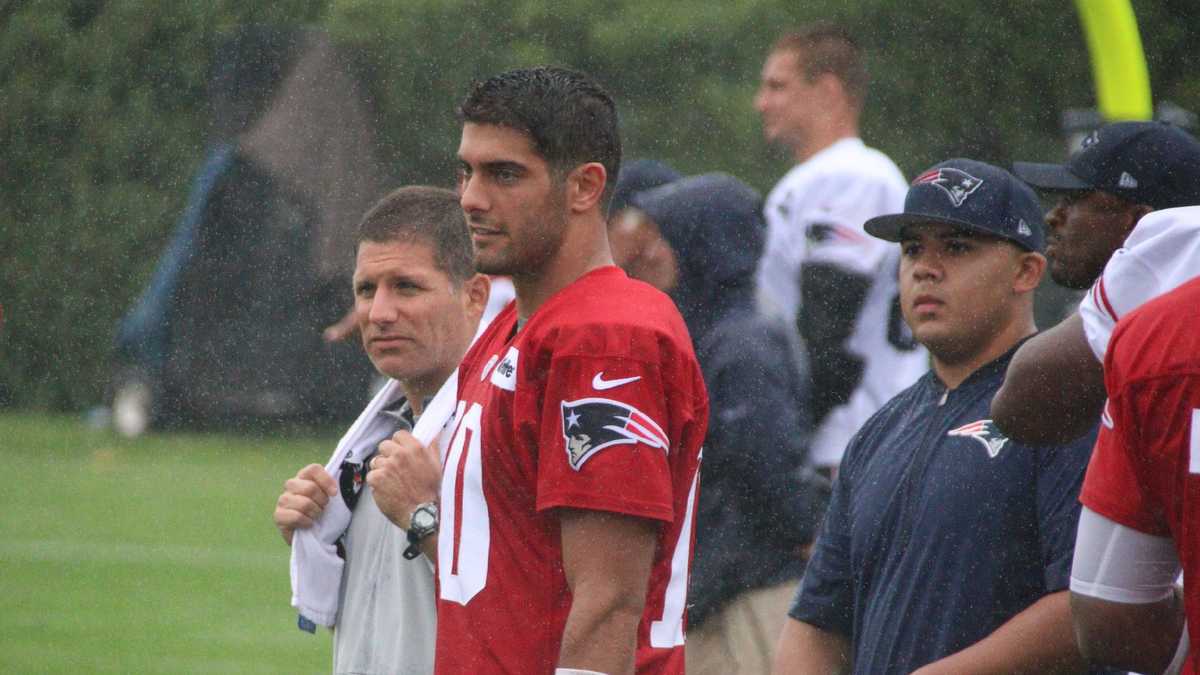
[{"xmin": 289, "ymin": 373, "xmax": 459, "ymax": 628}]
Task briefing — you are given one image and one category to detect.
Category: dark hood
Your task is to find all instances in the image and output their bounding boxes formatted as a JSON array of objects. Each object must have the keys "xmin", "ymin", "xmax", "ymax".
[{"xmin": 631, "ymin": 173, "xmax": 765, "ymax": 340}]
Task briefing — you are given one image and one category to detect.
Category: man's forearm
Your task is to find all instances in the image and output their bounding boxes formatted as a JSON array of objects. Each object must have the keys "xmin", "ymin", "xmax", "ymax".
[
  {"xmin": 913, "ymin": 591, "xmax": 1085, "ymax": 675},
  {"xmin": 772, "ymin": 617, "xmax": 851, "ymax": 675}
]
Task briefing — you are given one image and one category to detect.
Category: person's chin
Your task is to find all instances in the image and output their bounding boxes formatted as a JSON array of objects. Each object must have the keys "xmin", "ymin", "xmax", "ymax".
[
  {"xmin": 472, "ymin": 251, "xmax": 514, "ymax": 276},
  {"xmin": 1048, "ymin": 263, "xmax": 1091, "ymax": 290}
]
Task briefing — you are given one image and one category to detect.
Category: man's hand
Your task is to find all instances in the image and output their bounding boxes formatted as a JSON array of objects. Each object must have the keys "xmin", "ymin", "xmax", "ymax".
[
  {"xmin": 367, "ymin": 430, "xmax": 442, "ymax": 530},
  {"xmin": 273, "ymin": 464, "xmax": 338, "ymax": 546},
  {"xmin": 322, "ymin": 308, "xmax": 357, "ymax": 343}
]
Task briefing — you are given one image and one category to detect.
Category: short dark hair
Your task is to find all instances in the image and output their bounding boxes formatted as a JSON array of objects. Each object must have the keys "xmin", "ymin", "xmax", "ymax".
[
  {"xmin": 356, "ymin": 186, "xmax": 474, "ymax": 284},
  {"xmin": 773, "ymin": 23, "xmax": 867, "ymax": 109},
  {"xmin": 458, "ymin": 66, "xmax": 622, "ymax": 207}
]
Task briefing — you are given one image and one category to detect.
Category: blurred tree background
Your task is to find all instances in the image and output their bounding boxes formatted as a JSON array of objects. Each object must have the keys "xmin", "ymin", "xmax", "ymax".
[{"xmin": 2, "ymin": 0, "xmax": 1197, "ymax": 412}]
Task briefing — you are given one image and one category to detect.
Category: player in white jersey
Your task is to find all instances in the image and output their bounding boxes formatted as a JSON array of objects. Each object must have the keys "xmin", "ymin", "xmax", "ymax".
[
  {"xmin": 992, "ymin": 121, "xmax": 1200, "ymax": 445},
  {"xmin": 754, "ymin": 23, "xmax": 926, "ymax": 469}
]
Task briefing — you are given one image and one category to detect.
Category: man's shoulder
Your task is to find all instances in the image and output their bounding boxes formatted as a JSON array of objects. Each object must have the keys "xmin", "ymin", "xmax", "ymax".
[
  {"xmin": 530, "ymin": 268, "xmax": 696, "ymax": 361},
  {"xmin": 1125, "ymin": 205, "xmax": 1200, "ymax": 249},
  {"xmin": 1109, "ymin": 276, "xmax": 1200, "ymax": 382},
  {"xmin": 787, "ymin": 138, "xmax": 905, "ymax": 184}
]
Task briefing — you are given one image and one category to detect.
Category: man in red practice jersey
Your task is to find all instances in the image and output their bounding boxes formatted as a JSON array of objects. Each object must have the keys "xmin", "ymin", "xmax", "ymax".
[
  {"xmin": 1070, "ymin": 276, "xmax": 1200, "ymax": 674},
  {"xmin": 369, "ymin": 67, "xmax": 708, "ymax": 675}
]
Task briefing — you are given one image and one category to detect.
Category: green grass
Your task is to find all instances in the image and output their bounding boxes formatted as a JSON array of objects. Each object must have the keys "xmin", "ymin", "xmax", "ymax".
[{"xmin": 0, "ymin": 412, "xmax": 342, "ymax": 674}]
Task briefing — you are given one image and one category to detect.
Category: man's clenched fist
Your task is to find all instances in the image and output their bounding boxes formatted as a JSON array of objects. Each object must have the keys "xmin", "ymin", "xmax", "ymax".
[
  {"xmin": 273, "ymin": 463, "xmax": 338, "ymax": 545},
  {"xmin": 367, "ymin": 430, "xmax": 442, "ymax": 531}
]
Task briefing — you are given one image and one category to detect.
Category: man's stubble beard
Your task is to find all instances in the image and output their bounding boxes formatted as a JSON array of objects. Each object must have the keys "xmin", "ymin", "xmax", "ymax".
[{"xmin": 471, "ymin": 187, "xmax": 569, "ymax": 278}]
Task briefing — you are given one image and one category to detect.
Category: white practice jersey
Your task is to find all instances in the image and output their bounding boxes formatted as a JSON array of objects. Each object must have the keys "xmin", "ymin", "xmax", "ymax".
[
  {"xmin": 757, "ymin": 137, "xmax": 928, "ymax": 468},
  {"xmin": 1079, "ymin": 205, "xmax": 1200, "ymax": 361}
]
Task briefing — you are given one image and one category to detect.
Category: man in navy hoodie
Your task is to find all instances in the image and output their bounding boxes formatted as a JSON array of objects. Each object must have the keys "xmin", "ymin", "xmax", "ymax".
[{"xmin": 612, "ymin": 173, "xmax": 827, "ymax": 674}]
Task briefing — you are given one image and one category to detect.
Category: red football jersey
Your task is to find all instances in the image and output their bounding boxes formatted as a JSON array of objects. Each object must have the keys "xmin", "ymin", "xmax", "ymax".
[
  {"xmin": 1080, "ymin": 276, "xmax": 1200, "ymax": 674},
  {"xmin": 434, "ymin": 266, "xmax": 708, "ymax": 674}
]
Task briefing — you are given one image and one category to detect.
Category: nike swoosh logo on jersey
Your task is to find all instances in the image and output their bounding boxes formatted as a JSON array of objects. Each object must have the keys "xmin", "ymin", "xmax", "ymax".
[{"xmin": 592, "ymin": 372, "xmax": 641, "ymax": 391}]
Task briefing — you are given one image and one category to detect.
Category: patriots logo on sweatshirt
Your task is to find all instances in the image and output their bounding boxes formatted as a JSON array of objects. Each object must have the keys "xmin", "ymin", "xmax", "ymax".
[
  {"xmin": 561, "ymin": 397, "xmax": 668, "ymax": 471},
  {"xmin": 948, "ymin": 419, "xmax": 1010, "ymax": 459}
]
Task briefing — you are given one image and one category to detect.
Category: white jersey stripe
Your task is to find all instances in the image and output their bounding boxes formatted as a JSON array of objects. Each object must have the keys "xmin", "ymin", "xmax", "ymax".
[{"xmin": 1189, "ymin": 409, "xmax": 1200, "ymax": 475}]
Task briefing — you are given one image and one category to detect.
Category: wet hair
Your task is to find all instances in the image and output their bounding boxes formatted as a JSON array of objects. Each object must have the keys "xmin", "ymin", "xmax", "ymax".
[
  {"xmin": 773, "ymin": 22, "xmax": 867, "ymax": 109},
  {"xmin": 458, "ymin": 66, "xmax": 622, "ymax": 206},
  {"xmin": 356, "ymin": 185, "xmax": 474, "ymax": 284}
]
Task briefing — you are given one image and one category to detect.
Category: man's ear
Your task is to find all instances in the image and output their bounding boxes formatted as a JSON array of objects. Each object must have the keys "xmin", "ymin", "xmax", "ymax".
[
  {"xmin": 1127, "ymin": 203, "xmax": 1154, "ymax": 234},
  {"xmin": 462, "ymin": 273, "xmax": 491, "ymax": 321},
  {"xmin": 567, "ymin": 162, "xmax": 608, "ymax": 214},
  {"xmin": 814, "ymin": 73, "xmax": 850, "ymax": 112},
  {"xmin": 1013, "ymin": 251, "xmax": 1047, "ymax": 295}
]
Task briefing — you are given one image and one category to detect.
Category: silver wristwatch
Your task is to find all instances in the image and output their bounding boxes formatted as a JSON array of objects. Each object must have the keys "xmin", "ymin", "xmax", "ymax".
[{"xmin": 403, "ymin": 501, "xmax": 439, "ymax": 560}]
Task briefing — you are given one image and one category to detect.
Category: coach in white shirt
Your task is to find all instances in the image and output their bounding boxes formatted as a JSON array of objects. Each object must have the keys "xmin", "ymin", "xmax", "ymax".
[
  {"xmin": 272, "ymin": 186, "xmax": 496, "ymax": 675},
  {"xmin": 754, "ymin": 23, "xmax": 926, "ymax": 471}
]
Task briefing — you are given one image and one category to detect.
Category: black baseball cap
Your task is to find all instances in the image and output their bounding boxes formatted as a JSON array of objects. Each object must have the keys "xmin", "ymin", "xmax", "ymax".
[
  {"xmin": 608, "ymin": 159, "xmax": 682, "ymax": 216},
  {"xmin": 1012, "ymin": 121, "xmax": 1200, "ymax": 209},
  {"xmin": 865, "ymin": 158, "xmax": 1046, "ymax": 252}
]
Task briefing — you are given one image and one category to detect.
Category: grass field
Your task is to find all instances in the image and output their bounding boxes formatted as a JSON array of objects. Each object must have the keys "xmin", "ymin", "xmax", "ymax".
[{"xmin": 0, "ymin": 412, "xmax": 341, "ymax": 673}]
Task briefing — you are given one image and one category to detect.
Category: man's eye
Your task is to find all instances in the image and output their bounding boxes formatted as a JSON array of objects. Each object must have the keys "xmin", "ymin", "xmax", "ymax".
[
  {"xmin": 356, "ymin": 284, "xmax": 375, "ymax": 298},
  {"xmin": 945, "ymin": 240, "xmax": 970, "ymax": 253},
  {"xmin": 901, "ymin": 244, "xmax": 920, "ymax": 257}
]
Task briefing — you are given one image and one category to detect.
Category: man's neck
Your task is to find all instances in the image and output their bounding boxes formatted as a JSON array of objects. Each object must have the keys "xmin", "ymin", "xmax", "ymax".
[
  {"xmin": 791, "ymin": 124, "xmax": 858, "ymax": 164},
  {"xmin": 931, "ymin": 319, "xmax": 1037, "ymax": 390},
  {"xmin": 513, "ymin": 214, "xmax": 613, "ymax": 321},
  {"xmin": 399, "ymin": 369, "xmax": 456, "ymax": 417}
]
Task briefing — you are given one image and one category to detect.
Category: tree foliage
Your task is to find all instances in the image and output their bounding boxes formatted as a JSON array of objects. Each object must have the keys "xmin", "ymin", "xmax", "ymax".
[{"xmin": 1, "ymin": 0, "xmax": 1195, "ymax": 410}]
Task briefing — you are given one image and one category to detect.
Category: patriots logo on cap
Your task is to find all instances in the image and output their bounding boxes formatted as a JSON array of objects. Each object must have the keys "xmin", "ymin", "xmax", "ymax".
[
  {"xmin": 948, "ymin": 419, "xmax": 1010, "ymax": 458},
  {"xmin": 914, "ymin": 168, "xmax": 984, "ymax": 207},
  {"xmin": 561, "ymin": 397, "xmax": 668, "ymax": 471}
]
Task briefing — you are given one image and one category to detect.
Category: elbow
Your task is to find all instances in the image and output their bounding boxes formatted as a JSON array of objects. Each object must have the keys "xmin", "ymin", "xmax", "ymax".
[
  {"xmin": 990, "ymin": 382, "xmax": 1089, "ymax": 446},
  {"xmin": 570, "ymin": 579, "xmax": 648, "ymax": 629}
]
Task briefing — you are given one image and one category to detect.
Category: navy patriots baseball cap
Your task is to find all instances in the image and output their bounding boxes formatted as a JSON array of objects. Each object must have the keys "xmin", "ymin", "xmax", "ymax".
[
  {"xmin": 608, "ymin": 159, "xmax": 682, "ymax": 216},
  {"xmin": 1012, "ymin": 121, "xmax": 1200, "ymax": 209},
  {"xmin": 865, "ymin": 158, "xmax": 1046, "ymax": 252}
]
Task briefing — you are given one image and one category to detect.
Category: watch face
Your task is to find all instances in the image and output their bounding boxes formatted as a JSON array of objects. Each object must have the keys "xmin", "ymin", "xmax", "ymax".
[{"xmin": 412, "ymin": 507, "xmax": 437, "ymax": 531}]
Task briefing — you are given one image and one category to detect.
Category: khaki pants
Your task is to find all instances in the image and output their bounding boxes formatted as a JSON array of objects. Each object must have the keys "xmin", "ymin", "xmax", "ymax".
[{"xmin": 686, "ymin": 579, "xmax": 799, "ymax": 675}]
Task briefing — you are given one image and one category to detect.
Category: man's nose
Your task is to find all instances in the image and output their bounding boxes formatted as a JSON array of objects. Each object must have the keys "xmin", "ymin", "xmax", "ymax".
[
  {"xmin": 1046, "ymin": 204, "xmax": 1065, "ymax": 232},
  {"xmin": 368, "ymin": 289, "xmax": 399, "ymax": 324},
  {"xmin": 909, "ymin": 255, "xmax": 942, "ymax": 282},
  {"xmin": 459, "ymin": 172, "xmax": 487, "ymax": 215},
  {"xmin": 753, "ymin": 89, "xmax": 768, "ymax": 113}
]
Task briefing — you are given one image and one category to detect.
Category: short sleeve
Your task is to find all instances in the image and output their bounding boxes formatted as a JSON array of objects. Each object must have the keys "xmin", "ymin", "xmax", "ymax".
[
  {"xmin": 533, "ymin": 351, "xmax": 678, "ymax": 523},
  {"xmin": 1078, "ymin": 253, "xmax": 1157, "ymax": 361},
  {"xmin": 797, "ymin": 174, "xmax": 900, "ymax": 277},
  {"xmin": 758, "ymin": 168, "xmax": 903, "ymax": 323},
  {"xmin": 1079, "ymin": 210, "xmax": 1200, "ymax": 361},
  {"xmin": 788, "ymin": 460, "xmax": 855, "ymax": 637},
  {"xmin": 1034, "ymin": 428, "xmax": 1096, "ymax": 591},
  {"xmin": 1079, "ymin": 390, "xmax": 1171, "ymax": 538}
]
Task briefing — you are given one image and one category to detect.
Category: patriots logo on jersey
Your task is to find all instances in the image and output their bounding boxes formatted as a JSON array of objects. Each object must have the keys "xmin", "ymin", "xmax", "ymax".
[
  {"xmin": 913, "ymin": 167, "xmax": 983, "ymax": 207},
  {"xmin": 948, "ymin": 419, "xmax": 1010, "ymax": 458},
  {"xmin": 560, "ymin": 397, "xmax": 669, "ymax": 471}
]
